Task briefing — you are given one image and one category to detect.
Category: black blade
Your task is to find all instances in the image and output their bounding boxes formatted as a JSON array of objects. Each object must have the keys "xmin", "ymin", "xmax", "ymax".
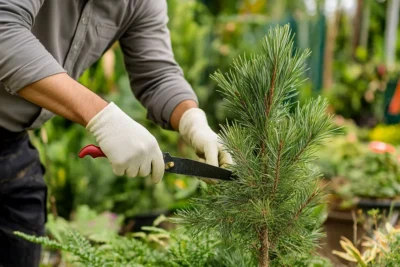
[{"xmin": 163, "ymin": 152, "xmax": 234, "ymax": 181}]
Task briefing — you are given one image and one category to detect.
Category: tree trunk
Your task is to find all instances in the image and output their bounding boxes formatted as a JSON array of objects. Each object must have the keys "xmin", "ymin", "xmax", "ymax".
[{"xmin": 259, "ymin": 227, "xmax": 269, "ymax": 267}]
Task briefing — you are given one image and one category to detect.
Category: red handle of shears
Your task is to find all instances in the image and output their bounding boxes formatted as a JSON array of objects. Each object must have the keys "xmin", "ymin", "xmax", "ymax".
[{"xmin": 78, "ymin": 144, "xmax": 106, "ymax": 158}]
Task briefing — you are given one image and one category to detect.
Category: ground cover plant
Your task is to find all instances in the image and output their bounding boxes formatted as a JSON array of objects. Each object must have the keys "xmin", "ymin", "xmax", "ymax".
[{"xmin": 17, "ymin": 25, "xmax": 335, "ymax": 267}]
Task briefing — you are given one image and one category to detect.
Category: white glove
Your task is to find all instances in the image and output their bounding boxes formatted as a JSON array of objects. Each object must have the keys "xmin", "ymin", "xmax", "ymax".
[
  {"xmin": 179, "ymin": 108, "xmax": 233, "ymax": 168},
  {"xmin": 86, "ymin": 102, "xmax": 164, "ymax": 183}
]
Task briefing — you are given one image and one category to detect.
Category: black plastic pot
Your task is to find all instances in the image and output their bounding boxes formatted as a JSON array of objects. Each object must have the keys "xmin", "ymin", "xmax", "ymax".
[
  {"xmin": 120, "ymin": 210, "xmax": 174, "ymax": 234},
  {"xmin": 356, "ymin": 198, "xmax": 400, "ymax": 210}
]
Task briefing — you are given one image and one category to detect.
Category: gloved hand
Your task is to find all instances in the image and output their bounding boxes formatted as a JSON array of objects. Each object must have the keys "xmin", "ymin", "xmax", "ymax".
[
  {"xmin": 179, "ymin": 108, "xmax": 233, "ymax": 168},
  {"xmin": 86, "ymin": 102, "xmax": 164, "ymax": 183}
]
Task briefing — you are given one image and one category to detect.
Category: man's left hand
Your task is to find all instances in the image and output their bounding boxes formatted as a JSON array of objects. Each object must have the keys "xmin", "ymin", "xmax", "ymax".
[{"xmin": 178, "ymin": 108, "xmax": 233, "ymax": 168}]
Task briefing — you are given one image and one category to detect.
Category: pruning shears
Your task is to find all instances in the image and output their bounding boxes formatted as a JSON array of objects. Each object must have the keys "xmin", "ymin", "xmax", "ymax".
[{"xmin": 78, "ymin": 145, "xmax": 234, "ymax": 181}]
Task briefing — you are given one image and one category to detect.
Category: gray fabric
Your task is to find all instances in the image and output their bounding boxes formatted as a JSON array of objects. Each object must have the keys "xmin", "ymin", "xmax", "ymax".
[{"xmin": 0, "ymin": 0, "xmax": 198, "ymax": 131}]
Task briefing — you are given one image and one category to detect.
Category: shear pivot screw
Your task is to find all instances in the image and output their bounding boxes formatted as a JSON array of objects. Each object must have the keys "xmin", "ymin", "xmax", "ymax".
[{"xmin": 165, "ymin": 161, "xmax": 175, "ymax": 170}]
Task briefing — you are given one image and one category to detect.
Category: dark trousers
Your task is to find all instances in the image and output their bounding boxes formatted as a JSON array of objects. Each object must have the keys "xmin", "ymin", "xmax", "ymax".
[{"xmin": 0, "ymin": 127, "xmax": 47, "ymax": 267}]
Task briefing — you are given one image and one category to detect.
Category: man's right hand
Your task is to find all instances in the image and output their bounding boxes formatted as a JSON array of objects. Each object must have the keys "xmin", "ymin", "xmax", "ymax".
[
  {"xmin": 17, "ymin": 73, "xmax": 164, "ymax": 183},
  {"xmin": 86, "ymin": 102, "xmax": 165, "ymax": 183}
]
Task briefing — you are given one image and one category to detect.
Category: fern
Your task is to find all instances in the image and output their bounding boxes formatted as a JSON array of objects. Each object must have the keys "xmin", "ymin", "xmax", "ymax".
[
  {"xmin": 15, "ymin": 231, "xmax": 109, "ymax": 267},
  {"xmin": 15, "ymin": 227, "xmax": 259, "ymax": 267}
]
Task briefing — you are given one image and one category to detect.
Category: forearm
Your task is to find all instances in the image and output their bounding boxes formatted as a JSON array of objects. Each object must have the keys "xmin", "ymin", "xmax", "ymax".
[
  {"xmin": 170, "ymin": 100, "xmax": 198, "ymax": 131},
  {"xmin": 18, "ymin": 73, "xmax": 108, "ymax": 126}
]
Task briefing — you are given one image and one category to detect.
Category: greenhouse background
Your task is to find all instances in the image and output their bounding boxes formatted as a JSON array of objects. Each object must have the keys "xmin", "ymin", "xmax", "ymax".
[{"xmin": 3, "ymin": 0, "xmax": 400, "ymax": 266}]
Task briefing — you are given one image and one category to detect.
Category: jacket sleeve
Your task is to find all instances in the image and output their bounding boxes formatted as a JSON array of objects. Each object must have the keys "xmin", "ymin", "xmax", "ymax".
[
  {"xmin": 119, "ymin": 0, "xmax": 198, "ymax": 129},
  {"xmin": 0, "ymin": 0, "xmax": 66, "ymax": 94}
]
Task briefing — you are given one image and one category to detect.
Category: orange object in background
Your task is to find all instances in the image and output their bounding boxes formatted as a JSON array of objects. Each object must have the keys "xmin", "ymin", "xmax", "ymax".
[
  {"xmin": 369, "ymin": 141, "xmax": 396, "ymax": 154},
  {"xmin": 388, "ymin": 79, "xmax": 400, "ymax": 115}
]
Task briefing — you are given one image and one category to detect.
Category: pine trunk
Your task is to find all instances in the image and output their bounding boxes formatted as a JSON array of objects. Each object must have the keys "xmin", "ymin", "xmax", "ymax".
[{"xmin": 259, "ymin": 227, "xmax": 269, "ymax": 267}]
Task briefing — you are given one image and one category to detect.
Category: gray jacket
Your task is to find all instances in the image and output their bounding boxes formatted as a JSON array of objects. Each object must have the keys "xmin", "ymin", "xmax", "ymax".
[{"xmin": 0, "ymin": 0, "xmax": 197, "ymax": 131}]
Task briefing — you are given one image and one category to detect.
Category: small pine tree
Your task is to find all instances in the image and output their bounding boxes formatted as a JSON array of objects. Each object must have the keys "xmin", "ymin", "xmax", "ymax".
[{"xmin": 175, "ymin": 25, "xmax": 336, "ymax": 266}]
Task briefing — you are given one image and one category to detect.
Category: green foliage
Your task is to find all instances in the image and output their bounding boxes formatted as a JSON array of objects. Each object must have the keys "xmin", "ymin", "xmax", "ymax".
[
  {"xmin": 316, "ymin": 134, "xmax": 366, "ymax": 180},
  {"xmin": 15, "ymin": 219, "xmax": 255, "ymax": 266},
  {"xmin": 16, "ymin": 230, "xmax": 106, "ymax": 267},
  {"xmin": 277, "ymin": 253, "xmax": 333, "ymax": 267},
  {"xmin": 16, "ymin": 216, "xmax": 329, "ymax": 267},
  {"xmin": 167, "ymin": 0, "xmax": 212, "ymax": 102},
  {"xmin": 42, "ymin": 205, "xmax": 123, "ymax": 257},
  {"xmin": 175, "ymin": 25, "xmax": 336, "ymax": 265},
  {"xmin": 317, "ymin": 134, "xmax": 400, "ymax": 200},
  {"xmin": 325, "ymin": 0, "xmax": 400, "ymax": 127},
  {"xmin": 338, "ymin": 152, "xmax": 400, "ymax": 199},
  {"xmin": 325, "ymin": 58, "xmax": 387, "ymax": 127},
  {"xmin": 380, "ymin": 234, "xmax": 400, "ymax": 266}
]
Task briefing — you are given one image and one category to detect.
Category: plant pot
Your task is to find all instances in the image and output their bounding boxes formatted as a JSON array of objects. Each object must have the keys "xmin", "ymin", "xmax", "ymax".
[{"xmin": 356, "ymin": 198, "xmax": 400, "ymax": 210}]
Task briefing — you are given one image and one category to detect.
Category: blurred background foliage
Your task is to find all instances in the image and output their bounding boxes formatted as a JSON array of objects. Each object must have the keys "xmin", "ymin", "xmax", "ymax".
[{"xmin": 28, "ymin": 0, "xmax": 400, "ymax": 225}]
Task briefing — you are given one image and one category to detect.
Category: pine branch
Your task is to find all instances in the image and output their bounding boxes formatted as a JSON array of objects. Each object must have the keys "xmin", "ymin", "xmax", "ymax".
[
  {"xmin": 293, "ymin": 189, "xmax": 319, "ymax": 221},
  {"xmin": 235, "ymin": 91, "xmax": 247, "ymax": 109},
  {"xmin": 219, "ymin": 124, "xmax": 259, "ymax": 180},
  {"xmin": 265, "ymin": 57, "xmax": 277, "ymax": 119},
  {"xmin": 261, "ymin": 56, "xmax": 277, "ymax": 170},
  {"xmin": 291, "ymin": 134, "xmax": 313, "ymax": 164},
  {"xmin": 270, "ymin": 186, "xmax": 321, "ymax": 248},
  {"xmin": 271, "ymin": 140, "xmax": 284, "ymax": 199}
]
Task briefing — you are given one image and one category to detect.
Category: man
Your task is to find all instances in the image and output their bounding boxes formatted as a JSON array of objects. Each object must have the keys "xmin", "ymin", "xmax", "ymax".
[{"xmin": 0, "ymin": 1, "xmax": 232, "ymax": 266}]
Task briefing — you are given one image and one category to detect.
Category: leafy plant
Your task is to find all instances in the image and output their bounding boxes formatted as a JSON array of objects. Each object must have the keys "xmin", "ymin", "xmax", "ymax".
[
  {"xmin": 333, "ymin": 222, "xmax": 400, "ymax": 266},
  {"xmin": 317, "ymin": 135, "xmax": 400, "ymax": 201},
  {"xmin": 325, "ymin": 57, "xmax": 387, "ymax": 127},
  {"xmin": 315, "ymin": 132, "xmax": 365, "ymax": 180},
  {"xmin": 338, "ymin": 150, "xmax": 400, "ymax": 199},
  {"xmin": 175, "ymin": 25, "xmax": 336, "ymax": 266}
]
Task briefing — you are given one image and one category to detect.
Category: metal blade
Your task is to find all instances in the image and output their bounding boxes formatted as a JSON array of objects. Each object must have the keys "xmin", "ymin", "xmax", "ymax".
[{"xmin": 163, "ymin": 152, "xmax": 234, "ymax": 181}]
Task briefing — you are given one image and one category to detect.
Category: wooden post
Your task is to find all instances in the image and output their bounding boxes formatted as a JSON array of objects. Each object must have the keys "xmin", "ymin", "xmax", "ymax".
[
  {"xmin": 359, "ymin": 0, "xmax": 371, "ymax": 49},
  {"xmin": 323, "ymin": 5, "xmax": 340, "ymax": 90}
]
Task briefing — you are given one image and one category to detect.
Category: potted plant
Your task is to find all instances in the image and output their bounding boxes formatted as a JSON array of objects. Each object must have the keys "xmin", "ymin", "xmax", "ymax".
[{"xmin": 332, "ymin": 214, "xmax": 400, "ymax": 266}]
